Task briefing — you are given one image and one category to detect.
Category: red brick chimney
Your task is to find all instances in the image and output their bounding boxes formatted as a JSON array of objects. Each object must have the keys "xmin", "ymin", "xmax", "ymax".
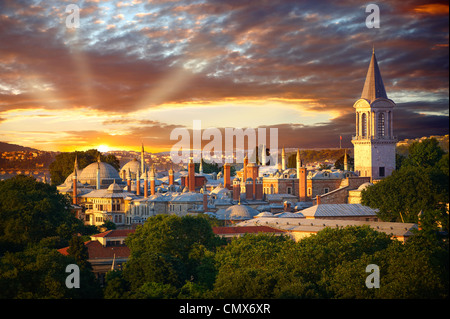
[
  {"xmin": 188, "ymin": 158, "xmax": 195, "ymax": 192},
  {"xmin": 233, "ymin": 177, "xmax": 241, "ymax": 201},
  {"xmin": 169, "ymin": 167, "xmax": 174, "ymax": 185},
  {"xmin": 246, "ymin": 178, "xmax": 253, "ymax": 200},
  {"xmin": 150, "ymin": 165, "xmax": 155, "ymax": 195},
  {"xmin": 223, "ymin": 163, "xmax": 231, "ymax": 190},
  {"xmin": 255, "ymin": 177, "xmax": 263, "ymax": 201}
]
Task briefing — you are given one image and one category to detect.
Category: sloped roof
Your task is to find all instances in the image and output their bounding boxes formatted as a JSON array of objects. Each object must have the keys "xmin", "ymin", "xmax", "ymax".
[
  {"xmin": 361, "ymin": 49, "xmax": 388, "ymax": 102},
  {"xmin": 301, "ymin": 204, "xmax": 378, "ymax": 218}
]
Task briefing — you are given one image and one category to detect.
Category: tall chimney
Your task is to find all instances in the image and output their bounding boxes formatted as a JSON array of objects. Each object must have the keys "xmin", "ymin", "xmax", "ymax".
[
  {"xmin": 243, "ymin": 154, "xmax": 248, "ymax": 181},
  {"xmin": 188, "ymin": 158, "xmax": 195, "ymax": 192},
  {"xmin": 233, "ymin": 177, "xmax": 241, "ymax": 201},
  {"xmin": 169, "ymin": 167, "xmax": 174, "ymax": 185},
  {"xmin": 150, "ymin": 165, "xmax": 156, "ymax": 196},
  {"xmin": 223, "ymin": 163, "xmax": 231, "ymax": 190},
  {"xmin": 246, "ymin": 178, "xmax": 253, "ymax": 200},
  {"xmin": 255, "ymin": 177, "xmax": 263, "ymax": 200},
  {"xmin": 298, "ymin": 167, "xmax": 307, "ymax": 201}
]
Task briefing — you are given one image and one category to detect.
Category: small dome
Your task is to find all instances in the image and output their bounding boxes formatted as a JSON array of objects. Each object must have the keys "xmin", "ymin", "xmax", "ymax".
[
  {"xmin": 107, "ymin": 182, "xmax": 123, "ymax": 193},
  {"xmin": 217, "ymin": 204, "xmax": 259, "ymax": 220},
  {"xmin": 357, "ymin": 182, "xmax": 374, "ymax": 191}
]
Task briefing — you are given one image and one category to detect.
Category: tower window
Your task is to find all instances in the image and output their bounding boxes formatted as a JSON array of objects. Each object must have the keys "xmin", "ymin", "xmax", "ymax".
[
  {"xmin": 379, "ymin": 167, "xmax": 385, "ymax": 177},
  {"xmin": 361, "ymin": 113, "xmax": 367, "ymax": 137},
  {"xmin": 378, "ymin": 113, "xmax": 385, "ymax": 137}
]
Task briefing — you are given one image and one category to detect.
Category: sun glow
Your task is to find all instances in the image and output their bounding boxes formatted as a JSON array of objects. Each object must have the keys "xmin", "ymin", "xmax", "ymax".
[{"xmin": 97, "ymin": 144, "xmax": 110, "ymax": 153}]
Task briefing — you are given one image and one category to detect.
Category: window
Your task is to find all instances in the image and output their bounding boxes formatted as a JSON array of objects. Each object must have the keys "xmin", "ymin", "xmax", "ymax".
[
  {"xmin": 379, "ymin": 167, "xmax": 385, "ymax": 177},
  {"xmin": 324, "ymin": 188, "xmax": 329, "ymax": 194},
  {"xmin": 378, "ymin": 113, "xmax": 385, "ymax": 137},
  {"xmin": 361, "ymin": 113, "xmax": 367, "ymax": 137},
  {"xmin": 287, "ymin": 187, "xmax": 292, "ymax": 194}
]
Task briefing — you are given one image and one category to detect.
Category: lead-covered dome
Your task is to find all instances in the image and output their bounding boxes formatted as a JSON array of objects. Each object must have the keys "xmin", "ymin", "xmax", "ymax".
[{"xmin": 78, "ymin": 161, "xmax": 120, "ymax": 186}]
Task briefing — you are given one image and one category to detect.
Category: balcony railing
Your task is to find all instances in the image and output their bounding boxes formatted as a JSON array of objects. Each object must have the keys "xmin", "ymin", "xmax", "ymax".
[{"xmin": 352, "ymin": 135, "xmax": 397, "ymax": 141}]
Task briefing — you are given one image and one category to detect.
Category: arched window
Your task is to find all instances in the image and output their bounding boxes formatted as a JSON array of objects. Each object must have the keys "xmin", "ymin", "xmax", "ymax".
[
  {"xmin": 361, "ymin": 113, "xmax": 367, "ymax": 137},
  {"xmin": 378, "ymin": 113, "xmax": 385, "ymax": 137}
]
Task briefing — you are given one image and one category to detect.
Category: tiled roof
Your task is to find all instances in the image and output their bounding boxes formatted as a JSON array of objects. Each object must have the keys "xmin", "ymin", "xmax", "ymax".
[
  {"xmin": 91, "ymin": 229, "xmax": 135, "ymax": 238},
  {"xmin": 58, "ymin": 241, "xmax": 130, "ymax": 260}
]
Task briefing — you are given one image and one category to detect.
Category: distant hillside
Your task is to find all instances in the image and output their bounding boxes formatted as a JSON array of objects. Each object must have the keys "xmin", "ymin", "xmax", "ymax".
[{"xmin": 0, "ymin": 142, "xmax": 38, "ymax": 152}]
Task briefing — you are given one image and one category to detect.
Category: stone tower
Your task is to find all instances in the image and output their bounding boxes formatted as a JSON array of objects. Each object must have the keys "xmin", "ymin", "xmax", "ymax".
[{"xmin": 351, "ymin": 48, "xmax": 396, "ymax": 181}]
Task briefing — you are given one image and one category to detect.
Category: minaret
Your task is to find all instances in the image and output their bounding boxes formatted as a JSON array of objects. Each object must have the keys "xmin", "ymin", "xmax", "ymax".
[
  {"xmin": 281, "ymin": 147, "xmax": 286, "ymax": 170},
  {"xmin": 199, "ymin": 156, "xmax": 203, "ymax": 175},
  {"xmin": 127, "ymin": 168, "xmax": 131, "ymax": 192},
  {"xmin": 344, "ymin": 149, "xmax": 348, "ymax": 171},
  {"xmin": 351, "ymin": 48, "xmax": 396, "ymax": 181},
  {"xmin": 141, "ymin": 143, "xmax": 145, "ymax": 177},
  {"xmin": 96, "ymin": 156, "xmax": 101, "ymax": 190},
  {"xmin": 261, "ymin": 144, "xmax": 266, "ymax": 166},
  {"xmin": 136, "ymin": 172, "xmax": 140, "ymax": 196},
  {"xmin": 296, "ymin": 148, "xmax": 301, "ymax": 179},
  {"xmin": 72, "ymin": 156, "xmax": 78, "ymax": 205},
  {"xmin": 144, "ymin": 168, "xmax": 148, "ymax": 198}
]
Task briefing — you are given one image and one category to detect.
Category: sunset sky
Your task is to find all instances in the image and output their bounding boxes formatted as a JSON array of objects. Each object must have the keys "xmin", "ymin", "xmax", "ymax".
[{"xmin": 0, "ymin": 0, "xmax": 448, "ymax": 153}]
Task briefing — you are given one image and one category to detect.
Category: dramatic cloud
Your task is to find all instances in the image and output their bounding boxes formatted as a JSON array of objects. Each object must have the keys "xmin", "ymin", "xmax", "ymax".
[{"xmin": 0, "ymin": 0, "xmax": 448, "ymax": 151}]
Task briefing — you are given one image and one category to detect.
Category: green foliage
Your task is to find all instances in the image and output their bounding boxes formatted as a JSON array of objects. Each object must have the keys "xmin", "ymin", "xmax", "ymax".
[
  {"xmin": 115, "ymin": 215, "xmax": 224, "ymax": 298},
  {"xmin": 362, "ymin": 138, "xmax": 449, "ymax": 228},
  {"xmin": 0, "ymin": 175, "xmax": 83, "ymax": 254},
  {"xmin": 0, "ymin": 245, "xmax": 102, "ymax": 299},
  {"xmin": 403, "ymin": 138, "xmax": 445, "ymax": 169},
  {"xmin": 67, "ymin": 236, "xmax": 92, "ymax": 271},
  {"xmin": 334, "ymin": 153, "xmax": 354, "ymax": 170},
  {"xmin": 49, "ymin": 149, "xmax": 120, "ymax": 186}
]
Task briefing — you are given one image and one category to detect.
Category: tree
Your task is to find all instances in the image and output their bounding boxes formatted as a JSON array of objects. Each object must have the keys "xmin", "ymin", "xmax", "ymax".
[
  {"xmin": 0, "ymin": 245, "xmax": 102, "ymax": 299},
  {"xmin": 67, "ymin": 235, "xmax": 91, "ymax": 271},
  {"xmin": 361, "ymin": 166, "xmax": 448, "ymax": 223},
  {"xmin": 121, "ymin": 215, "xmax": 223, "ymax": 296},
  {"xmin": 403, "ymin": 138, "xmax": 445, "ymax": 169},
  {"xmin": 334, "ymin": 153, "xmax": 354, "ymax": 170},
  {"xmin": 49, "ymin": 149, "xmax": 120, "ymax": 186},
  {"xmin": 0, "ymin": 175, "xmax": 83, "ymax": 255}
]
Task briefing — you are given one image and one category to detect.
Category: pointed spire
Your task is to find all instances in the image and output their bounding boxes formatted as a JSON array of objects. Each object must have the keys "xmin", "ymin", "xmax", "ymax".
[
  {"xmin": 74, "ymin": 154, "xmax": 78, "ymax": 172},
  {"xmin": 361, "ymin": 48, "xmax": 388, "ymax": 102},
  {"xmin": 141, "ymin": 142, "xmax": 145, "ymax": 176}
]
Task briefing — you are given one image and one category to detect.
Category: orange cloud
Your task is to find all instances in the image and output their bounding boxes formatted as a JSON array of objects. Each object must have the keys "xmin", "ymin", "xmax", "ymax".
[{"xmin": 413, "ymin": 3, "xmax": 449, "ymax": 15}]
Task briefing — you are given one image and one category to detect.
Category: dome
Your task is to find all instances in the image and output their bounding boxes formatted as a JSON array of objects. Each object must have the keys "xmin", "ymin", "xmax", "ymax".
[
  {"xmin": 78, "ymin": 161, "xmax": 120, "ymax": 186},
  {"xmin": 216, "ymin": 204, "xmax": 259, "ymax": 220},
  {"xmin": 357, "ymin": 182, "xmax": 374, "ymax": 191},
  {"xmin": 63, "ymin": 168, "xmax": 82, "ymax": 185},
  {"xmin": 107, "ymin": 182, "xmax": 123, "ymax": 193},
  {"xmin": 121, "ymin": 159, "xmax": 140, "ymax": 176}
]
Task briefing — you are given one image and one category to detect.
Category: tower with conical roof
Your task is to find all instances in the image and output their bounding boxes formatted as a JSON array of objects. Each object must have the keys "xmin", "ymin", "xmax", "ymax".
[{"xmin": 351, "ymin": 48, "xmax": 396, "ymax": 181}]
